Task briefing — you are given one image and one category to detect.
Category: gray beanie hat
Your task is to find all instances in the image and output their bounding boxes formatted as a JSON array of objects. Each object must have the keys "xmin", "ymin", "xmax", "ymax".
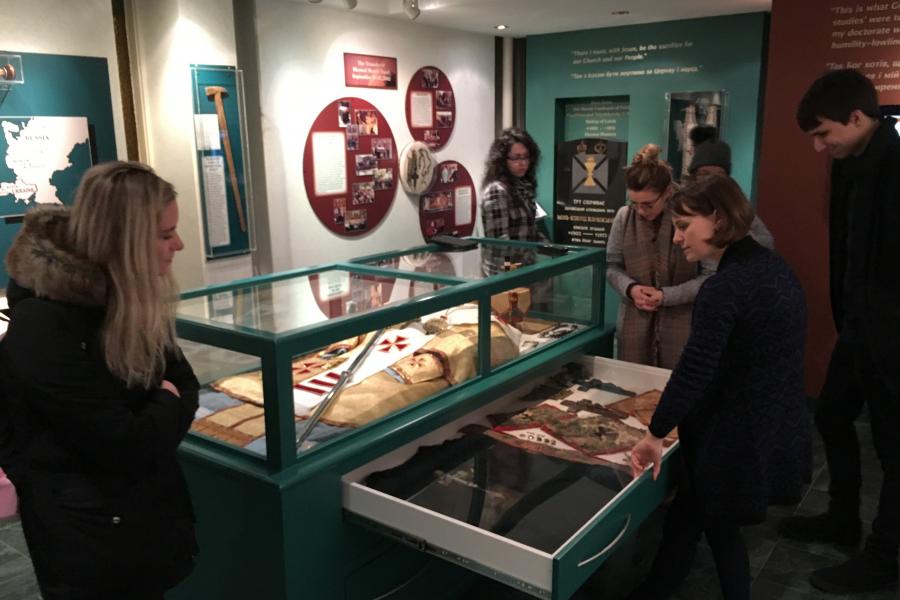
[{"xmin": 690, "ymin": 140, "xmax": 731, "ymax": 175}]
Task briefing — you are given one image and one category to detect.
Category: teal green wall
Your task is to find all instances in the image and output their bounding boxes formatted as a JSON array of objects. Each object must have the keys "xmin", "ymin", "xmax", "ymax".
[
  {"xmin": 527, "ymin": 12, "xmax": 767, "ymax": 210},
  {"xmin": 526, "ymin": 13, "xmax": 768, "ymax": 326},
  {"xmin": 0, "ymin": 51, "xmax": 117, "ymax": 288}
]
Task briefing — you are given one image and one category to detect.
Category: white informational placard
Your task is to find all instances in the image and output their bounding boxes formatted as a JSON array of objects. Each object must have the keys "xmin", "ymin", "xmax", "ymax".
[
  {"xmin": 193, "ymin": 114, "xmax": 222, "ymax": 151},
  {"xmin": 410, "ymin": 91, "xmax": 434, "ymax": 128},
  {"xmin": 312, "ymin": 132, "xmax": 348, "ymax": 196},
  {"xmin": 318, "ymin": 270, "xmax": 351, "ymax": 301},
  {"xmin": 454, "ymin": 186, "xmax": 472, "ymax": 226},
  {"xmin": 201, "ymin": 155, "xmax": 231, "ymax": 248}
]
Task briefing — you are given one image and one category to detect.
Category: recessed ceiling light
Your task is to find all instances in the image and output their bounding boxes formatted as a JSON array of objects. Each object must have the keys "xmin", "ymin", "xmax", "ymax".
[
  {"xmin": 611, "ymin": 10, "xmax": 630, "ymax": 15},
  {"xmin": 494, "ymin": 24, "xmax": 509, "ymax": 30}
]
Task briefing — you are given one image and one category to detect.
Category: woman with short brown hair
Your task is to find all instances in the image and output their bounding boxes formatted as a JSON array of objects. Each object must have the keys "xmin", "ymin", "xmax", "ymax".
[{"xmin": 629, "ymin": 174, "xmax": 810, "ymax": 600}]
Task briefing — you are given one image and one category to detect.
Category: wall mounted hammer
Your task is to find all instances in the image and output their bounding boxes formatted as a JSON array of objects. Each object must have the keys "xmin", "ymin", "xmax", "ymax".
[{"xmin": 205, "ymin": 85, "xmax": 247, "ymax": 232}]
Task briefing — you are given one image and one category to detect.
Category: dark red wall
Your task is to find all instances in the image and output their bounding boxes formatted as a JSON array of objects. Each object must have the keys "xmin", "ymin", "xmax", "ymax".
[{"xmin": 758, "ymin": 0, "xmax": 900, "ymax": 394}]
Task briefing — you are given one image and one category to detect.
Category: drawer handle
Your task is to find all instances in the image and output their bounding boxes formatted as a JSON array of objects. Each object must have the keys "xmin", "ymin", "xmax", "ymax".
[{"xmin": 576, "ymin": 514, "xmax": 632, "ymax": 568}]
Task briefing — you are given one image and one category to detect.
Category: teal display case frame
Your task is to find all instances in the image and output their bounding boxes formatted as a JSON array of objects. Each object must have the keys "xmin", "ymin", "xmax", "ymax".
[{"xmin": 172, "ymin": 238, "xmax": 618, "ymax": 600}]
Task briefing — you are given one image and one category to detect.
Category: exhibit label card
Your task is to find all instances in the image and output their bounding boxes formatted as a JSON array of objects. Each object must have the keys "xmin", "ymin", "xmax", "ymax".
[
  {"xmin": 193, "ymin": 114, "xmax": 222, "ymax": 151},
  {"xmin": 454, "ymin": 186, "xmax": 472, "ymax": 226},
  {"xmin": 201, "ymin": 155, "xmax": 231, "ymax": 248},
  {"xmin": 318, "ymin": 270, "xmax": 351, "ymax": 301},
  {"xmin": 344, "ymin": 53, "xmax": 398, "ymax": 89},
  {"xmin": 312, "ymin": 132, "xmax": 348, "ymax": 196},
  {"xmin": 410, "ymin": 91, "xmax": 433, "ymax": 128}
]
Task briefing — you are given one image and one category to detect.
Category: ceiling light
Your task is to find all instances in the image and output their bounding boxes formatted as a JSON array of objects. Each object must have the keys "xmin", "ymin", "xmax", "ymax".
[
  {"xmin": 344, "ymin": 0, "xmax": 357, "ymax": 7},
  {"xmin": 307, "ymin": 0, "xmax": 323, "ymax": 3},
  {"xmin": 404, "ymin": 0, "xmax": 420, "ymax": 20},
  {"xmin": 495, "ymin": 24, "xmax": 508, "ymax": 30}
]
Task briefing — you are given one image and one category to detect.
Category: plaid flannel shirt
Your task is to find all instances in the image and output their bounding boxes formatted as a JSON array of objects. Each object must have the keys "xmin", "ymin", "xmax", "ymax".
[
  {"xmin": 481, "ymin": 181, "xmax": 541, "ymax": 275},
  {"xmin": 481, "ymin": 181, "xmax": 539, "ymax": 242}
]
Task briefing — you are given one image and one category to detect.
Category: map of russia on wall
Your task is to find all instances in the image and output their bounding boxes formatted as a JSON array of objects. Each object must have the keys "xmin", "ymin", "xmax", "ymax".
[{"xmin": 0, "ymin": 116, "xmax": 92, "ymax": 205}]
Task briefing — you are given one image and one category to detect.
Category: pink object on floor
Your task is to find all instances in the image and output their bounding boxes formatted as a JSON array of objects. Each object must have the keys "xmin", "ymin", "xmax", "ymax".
[{"xmin": 0, "ymin": 468, "xmax": 17, "ymax": 519}]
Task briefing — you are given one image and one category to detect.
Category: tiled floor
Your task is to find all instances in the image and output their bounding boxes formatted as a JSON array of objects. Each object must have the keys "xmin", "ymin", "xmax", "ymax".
[
  {"xmin": 1, "ymin": 417, "xmax": 899, "ymax": 599},
  {"xmin": 0, "ymin": 517, "xmax": 40, "ymax": 600}
]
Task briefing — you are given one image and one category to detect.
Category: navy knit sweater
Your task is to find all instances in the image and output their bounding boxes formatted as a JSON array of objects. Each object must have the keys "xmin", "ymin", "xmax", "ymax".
[{"xmin": 649, "ymin": 235, "xmax": 810, "ymax": 524}]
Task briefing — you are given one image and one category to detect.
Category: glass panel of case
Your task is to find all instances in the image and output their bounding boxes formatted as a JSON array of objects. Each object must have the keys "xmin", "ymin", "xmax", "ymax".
[
  {"xmin": 490, "ymin": 264, "xmax": 594, "ymax": 360},
  {"xmin": 179, "ymin": 339, "xmax": 271, "ymax": 453},
  {"xmin": 175, "ymin": 244, "xmax": 602, "ymax": 461},
  {"xmin": 177, "ymin": 269, "xmax": 447, "ymax": 334},
  {"xmin": 291, "ymin": 311, "xmax": 493, "ymax": 452},
  {"xmin": 360, "ymin": 240, "xmax": 568, "ymax": 281}
]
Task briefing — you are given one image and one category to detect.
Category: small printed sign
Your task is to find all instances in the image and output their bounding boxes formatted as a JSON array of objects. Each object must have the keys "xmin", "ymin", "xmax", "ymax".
[{"xmin": 343, "ymin": 53, "xmax": 398, "ymax": 90}]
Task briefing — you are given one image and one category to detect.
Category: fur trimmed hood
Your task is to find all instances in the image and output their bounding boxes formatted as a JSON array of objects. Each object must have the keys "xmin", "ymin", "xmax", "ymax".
[{"xmin": 5, "ymin": 206, "xmax": 107, "ymax": 306}]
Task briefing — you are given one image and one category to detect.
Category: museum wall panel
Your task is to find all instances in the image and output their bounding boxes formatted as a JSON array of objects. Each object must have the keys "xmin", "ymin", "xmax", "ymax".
[
  {"xmin": 524, "ymin": 12, "xmax": 768, "ymax": 325},
  {"xmin": 254, "ymin": 0, "xmax": 495, "ymax": 272}
]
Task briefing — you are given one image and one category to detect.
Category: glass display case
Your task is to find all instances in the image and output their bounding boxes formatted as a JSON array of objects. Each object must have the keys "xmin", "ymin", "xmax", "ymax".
[
  {"xmin": 170, "ymin": 238, "xmax": 675, "ymax": 600},
  {"xmin": 177, "ymin": 239, "xmax": 602, "ymax": 469}
]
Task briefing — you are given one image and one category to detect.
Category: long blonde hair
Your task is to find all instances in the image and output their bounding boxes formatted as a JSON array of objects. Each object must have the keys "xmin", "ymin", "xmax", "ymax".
[{"xmin": 68, "ymin": 161, "xmax": 179, "ymax": 389}]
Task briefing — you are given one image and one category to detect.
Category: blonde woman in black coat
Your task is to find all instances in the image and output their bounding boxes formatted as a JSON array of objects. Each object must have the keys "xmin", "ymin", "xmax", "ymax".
[{"xmin": 0, "ymin": 162, "xmax": 199, "ymax": 599}]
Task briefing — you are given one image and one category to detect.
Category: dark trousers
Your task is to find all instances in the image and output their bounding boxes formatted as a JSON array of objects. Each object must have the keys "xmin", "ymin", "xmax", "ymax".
[
  {"xmin": 631, "ymin": 475, "xmax": 750, "ymax": 600},
  {"xmin": 816, "ymin": 339, "xmax": 900, "ymax": 559}
]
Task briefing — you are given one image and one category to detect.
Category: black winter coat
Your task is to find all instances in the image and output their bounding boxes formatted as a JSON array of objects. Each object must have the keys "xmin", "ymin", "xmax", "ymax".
[
  {"xmin": 0, "ymin": 207, "xmax": 199, "ymax": 597},
  {"xmin": 649, "ymin": 236, "xmax": 810, "ymax": 524},
  {"xmin": 828, "ymin": 117, "xmax": 900, "ymax": 392}
]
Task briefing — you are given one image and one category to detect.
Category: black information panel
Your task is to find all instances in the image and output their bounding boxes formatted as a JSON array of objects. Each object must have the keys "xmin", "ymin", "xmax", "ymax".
[{"xmin": 554, "ymin": 138, "xmax": 627, "ymax": 248}]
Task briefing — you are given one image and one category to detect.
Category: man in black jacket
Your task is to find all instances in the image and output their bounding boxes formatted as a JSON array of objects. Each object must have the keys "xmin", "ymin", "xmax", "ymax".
[{"xmin": 779, "ymin": 69, "xmax": 900, "ymax": 594}]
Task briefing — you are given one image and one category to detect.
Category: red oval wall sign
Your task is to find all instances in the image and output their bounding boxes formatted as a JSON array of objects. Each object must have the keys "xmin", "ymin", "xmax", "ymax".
[
  {"xmin": 405, "ymin": 66, "xmax": 455, "ymax": 151},
  {"xmin": 302, "ymin": 97, "xmax": 398, "ymax": 237},
  {"xmin": 419, "ymin": 160, "xmax": 476, "ymax": 241}
]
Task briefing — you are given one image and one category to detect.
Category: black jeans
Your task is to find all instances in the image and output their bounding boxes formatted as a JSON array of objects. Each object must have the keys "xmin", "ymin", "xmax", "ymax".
[
  {"xmin": 631, "ymin": 473, "xmax": 750, "ymax": 600},
  {"xmin": 816, "ymin": 339, "xmax": 900, "ymax": 559}
]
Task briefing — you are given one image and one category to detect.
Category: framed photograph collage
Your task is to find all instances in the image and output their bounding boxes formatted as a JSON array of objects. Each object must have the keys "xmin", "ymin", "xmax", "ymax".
[
  {"xmin": 418, "ymin": 160, "xmax": 476, "ymax": 240},
  {"xmin": 302, "ymin": 97, "xmax": 398, "ymax": 237},
  {"xmin": 405, "ymin": 65, "xmax": 455, "ymax": 151}
]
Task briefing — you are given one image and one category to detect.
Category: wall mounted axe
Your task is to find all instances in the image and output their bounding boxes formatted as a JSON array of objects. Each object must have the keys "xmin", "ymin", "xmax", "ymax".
[{"xmin": 205, "ymin": 85, "xmax": 247, "ymax": 232}]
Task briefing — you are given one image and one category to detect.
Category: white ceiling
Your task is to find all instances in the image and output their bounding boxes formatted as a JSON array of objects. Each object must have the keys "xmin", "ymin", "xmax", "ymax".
[{"xmin": 302, "ymin": 0, "xmax": 772, "ymax": 36}]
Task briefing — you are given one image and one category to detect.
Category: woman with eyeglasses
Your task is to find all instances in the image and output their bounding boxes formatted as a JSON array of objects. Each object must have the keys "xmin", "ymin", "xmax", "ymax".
[
  {"xmin": 0, "ymin": 162, "xmax": 199, "ymax": 599},
  {"xmin": 606, "ymin": 144, "xmax": 714, "ymax": 368},
  {"xmin": 480, "ymin": 128, "xmax": 545, "ymax": 276}
]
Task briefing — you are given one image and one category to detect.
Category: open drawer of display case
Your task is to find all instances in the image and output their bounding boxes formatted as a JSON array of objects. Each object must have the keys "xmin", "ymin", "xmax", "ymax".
[{"xmin": 342, "ymin": 356, "xmax": 677, "ymax": 600}]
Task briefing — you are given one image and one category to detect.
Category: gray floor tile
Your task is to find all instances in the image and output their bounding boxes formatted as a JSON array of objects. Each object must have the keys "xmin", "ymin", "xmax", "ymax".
[
  {"xmin": 0, "ymin": 568, "xmax": 41, "ymax": 600},
  {"xmin": 752, "ymin": 577, "xmax": 850, "ymax": 599},
  {"xmin": 0, "ymin": 540, "xmax": 21, "ymax": 568},
  {"xmin": 0, "ymin": 551, "xmax": 37, "ymax": 587},
  {"xmin": 756, "ymin": 543, "xmax": 848, "ymax": 594},
  {"xmin": 0, "ymin": 520, "xmax": 29, "ymax": 558}
]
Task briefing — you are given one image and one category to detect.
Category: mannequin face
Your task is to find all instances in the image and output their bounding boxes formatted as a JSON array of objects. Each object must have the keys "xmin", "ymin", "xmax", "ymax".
[
  {"xmin": 506, "ymin": 142, "xmax": 531, "ymax": 178},
  {"xmin": 156, "ymin": 201, "xmax": 184, "ymax": 276}
]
